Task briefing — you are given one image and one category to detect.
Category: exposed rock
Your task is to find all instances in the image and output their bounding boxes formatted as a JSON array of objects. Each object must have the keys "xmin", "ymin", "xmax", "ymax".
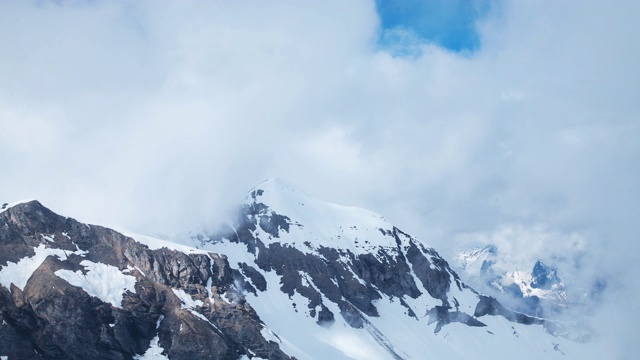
[{"xmin": 0, "ymin": 201, "xmax": 292, "ymax": 360}]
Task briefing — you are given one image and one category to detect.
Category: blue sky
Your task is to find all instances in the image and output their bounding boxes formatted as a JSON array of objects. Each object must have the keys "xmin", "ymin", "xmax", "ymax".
[{"xmin": 376, "ymin": 0, "xmax": 494, "ymax": 53}]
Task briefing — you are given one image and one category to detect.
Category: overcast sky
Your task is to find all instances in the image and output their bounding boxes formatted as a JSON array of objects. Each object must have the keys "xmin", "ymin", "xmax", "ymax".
[{"xmin": 0, "ymin": 1, "xmax": 638, "ymax": 354}]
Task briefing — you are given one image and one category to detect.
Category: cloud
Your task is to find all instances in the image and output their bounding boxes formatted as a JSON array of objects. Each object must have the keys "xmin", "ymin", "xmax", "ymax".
[
  {"xmin": 449, "ymin": 224, "xmax": 599, "ymax": 314},
  {"xmin": 0, "ymin": 1, "xmax": 638, "ymax": 355}
]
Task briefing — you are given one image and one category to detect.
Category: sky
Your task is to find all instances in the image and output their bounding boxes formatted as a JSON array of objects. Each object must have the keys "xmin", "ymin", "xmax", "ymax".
[
  {"xmin": 376, "ymin": 0, "xmax": 491, "ymax": 53},
  {"xmin": 0, "ymin": 1, "xmax": 639, "ymax": 356}
]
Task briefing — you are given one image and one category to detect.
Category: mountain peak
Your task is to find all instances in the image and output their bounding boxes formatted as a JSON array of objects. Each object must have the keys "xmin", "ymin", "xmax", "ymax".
[
  {"xmin": 246, "ymin": 178, "xmax": 311, "ymax": 216},
  {"xmin": 242, "ymin": 179, "xmax": 395, "ymax": 254},
  {"xmin": 253, "ymin": 177, "xmax": 296, "ymax": 190},
  {"xmin": 249, "ymin": 177, "xmax": 307, "ymax": 201},
  {"xmin": 0, "ymin": 199, "xmax": 39, "ymax": 214},
  {"xmin": 531, "ymin": 260, "xmax": 561, "ymax": 290}
]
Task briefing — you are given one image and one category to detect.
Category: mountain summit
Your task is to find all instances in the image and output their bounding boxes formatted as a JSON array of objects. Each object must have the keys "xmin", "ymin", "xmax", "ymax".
[{"xmin": 240, "ymin": 177, "xmax": 398, "ymax": 254}]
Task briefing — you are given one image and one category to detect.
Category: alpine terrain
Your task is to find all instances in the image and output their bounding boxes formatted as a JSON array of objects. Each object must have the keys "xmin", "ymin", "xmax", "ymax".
[{"xmin": 0, "ymin": 178, "xmax": 595, "ymax": 359}]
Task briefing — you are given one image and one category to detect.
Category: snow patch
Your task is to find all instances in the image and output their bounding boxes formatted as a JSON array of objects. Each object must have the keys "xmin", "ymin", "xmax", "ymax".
[
  {"xmin": 206, "ymin": 277, "xmax": 214, "ymax": 303},
  {"xmin": 41, "ymin": 234, "xmax": 55, "ymax": 242},
  {"xmin": 133, "ymin": 336, "xmax": 168, "ymax": 360},
  {"xmin": 172, "ymin": 288, "xmax": 204, "ymax": 309},
  {"xmin": 172, "ymin": 288, "xmax": 221, "ymax": 331},
  {"xmin": 0, "ymin": 244, "xmax": 72, "ymax": 290},
  {"xmin": 55, "ymin": 260, "xmax": 137, "ymax": 308},
  {"xmin": 261, "ymin": 327, "xmax": 282, "ymax": 344},
  {"xmin": 155, "ymin": 315, "xmax": 164, "ymax": 329},
  {"xmin": 130, "ymin": 301, "xmax": 168, "ymax": 359},
  {"xmin": 188, "ymin": 310, "xmax": 220, "ymax": 331},
  {"xmin": 123, "ymin": 265, "xmax": 146, "ymax": 277}
]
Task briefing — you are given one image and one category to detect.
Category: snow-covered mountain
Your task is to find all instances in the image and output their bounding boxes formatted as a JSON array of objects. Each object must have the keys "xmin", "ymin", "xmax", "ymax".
[
  {"xmin": 454, "ymin": 245, "xmax": 568, "ymax": 316},
  {"xmin": 183, "ymin": 178, "xmax": 593, "ymax": 359},
  {"xmin": 0, "ymin": 179, "xmax": 598, "ymax": 359}
]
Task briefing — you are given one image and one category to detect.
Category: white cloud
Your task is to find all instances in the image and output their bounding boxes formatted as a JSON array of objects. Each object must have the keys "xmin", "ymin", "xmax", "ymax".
[{"xmin": 0, "ymin": 1, "xmax": 638, "ymax": 354}]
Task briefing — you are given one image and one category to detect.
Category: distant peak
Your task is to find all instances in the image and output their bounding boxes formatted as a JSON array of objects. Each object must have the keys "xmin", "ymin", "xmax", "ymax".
[
  {"xmin": 531, "ymin": 260, "xmax": 561, "ymax": 289},
  {"xmin": 484, "ymin": 244, "xmax": 498, "ymax": 255}
]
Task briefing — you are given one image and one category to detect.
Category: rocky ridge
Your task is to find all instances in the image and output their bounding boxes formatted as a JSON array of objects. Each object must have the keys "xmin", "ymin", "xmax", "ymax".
[{"xmin": 0, "ymin": 200, "xmax": 289, "ymax": 360}]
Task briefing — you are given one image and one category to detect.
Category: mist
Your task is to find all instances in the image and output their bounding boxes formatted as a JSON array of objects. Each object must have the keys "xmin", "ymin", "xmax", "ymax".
[{"xmin": 0, "ymin": 1, "xmax": 638, "ymax": 357}]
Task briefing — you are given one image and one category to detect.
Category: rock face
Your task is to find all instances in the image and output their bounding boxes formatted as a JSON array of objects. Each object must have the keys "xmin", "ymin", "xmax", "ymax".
[
  {"xmin": 531, "ymin": 260, "xmax": 561, "ymax": 290},
  {"xmin": 0, "ymin": 201, "xmax": 291, "ymax": 360}
]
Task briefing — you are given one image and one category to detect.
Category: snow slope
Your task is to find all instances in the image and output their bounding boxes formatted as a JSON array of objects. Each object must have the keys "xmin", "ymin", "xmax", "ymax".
[{"xmin": 234, "ymin": 178, "xmax": 400, "ymax": 256}]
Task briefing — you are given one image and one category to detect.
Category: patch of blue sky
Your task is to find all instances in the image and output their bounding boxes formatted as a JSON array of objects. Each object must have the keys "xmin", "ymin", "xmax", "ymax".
[{"xmin": 376, "ymin": 0, "xmax": 495, "ymax": 56}]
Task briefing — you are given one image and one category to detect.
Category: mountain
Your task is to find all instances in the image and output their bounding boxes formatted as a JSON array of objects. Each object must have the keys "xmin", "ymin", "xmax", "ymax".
[
  {"xmin": 0, "ymin": 179, "xmax": 595, "ymax": 359},
  {"xmin": 0, "ymin": 200, "xmax": 289, "ymax": 359},
  {"xmin": 531, "ymin": 260, "xmax": 562, "ymax": 290},
  {"xmin": 454, "ymin": 245, "xmax": 569, "ymax": 317}
]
